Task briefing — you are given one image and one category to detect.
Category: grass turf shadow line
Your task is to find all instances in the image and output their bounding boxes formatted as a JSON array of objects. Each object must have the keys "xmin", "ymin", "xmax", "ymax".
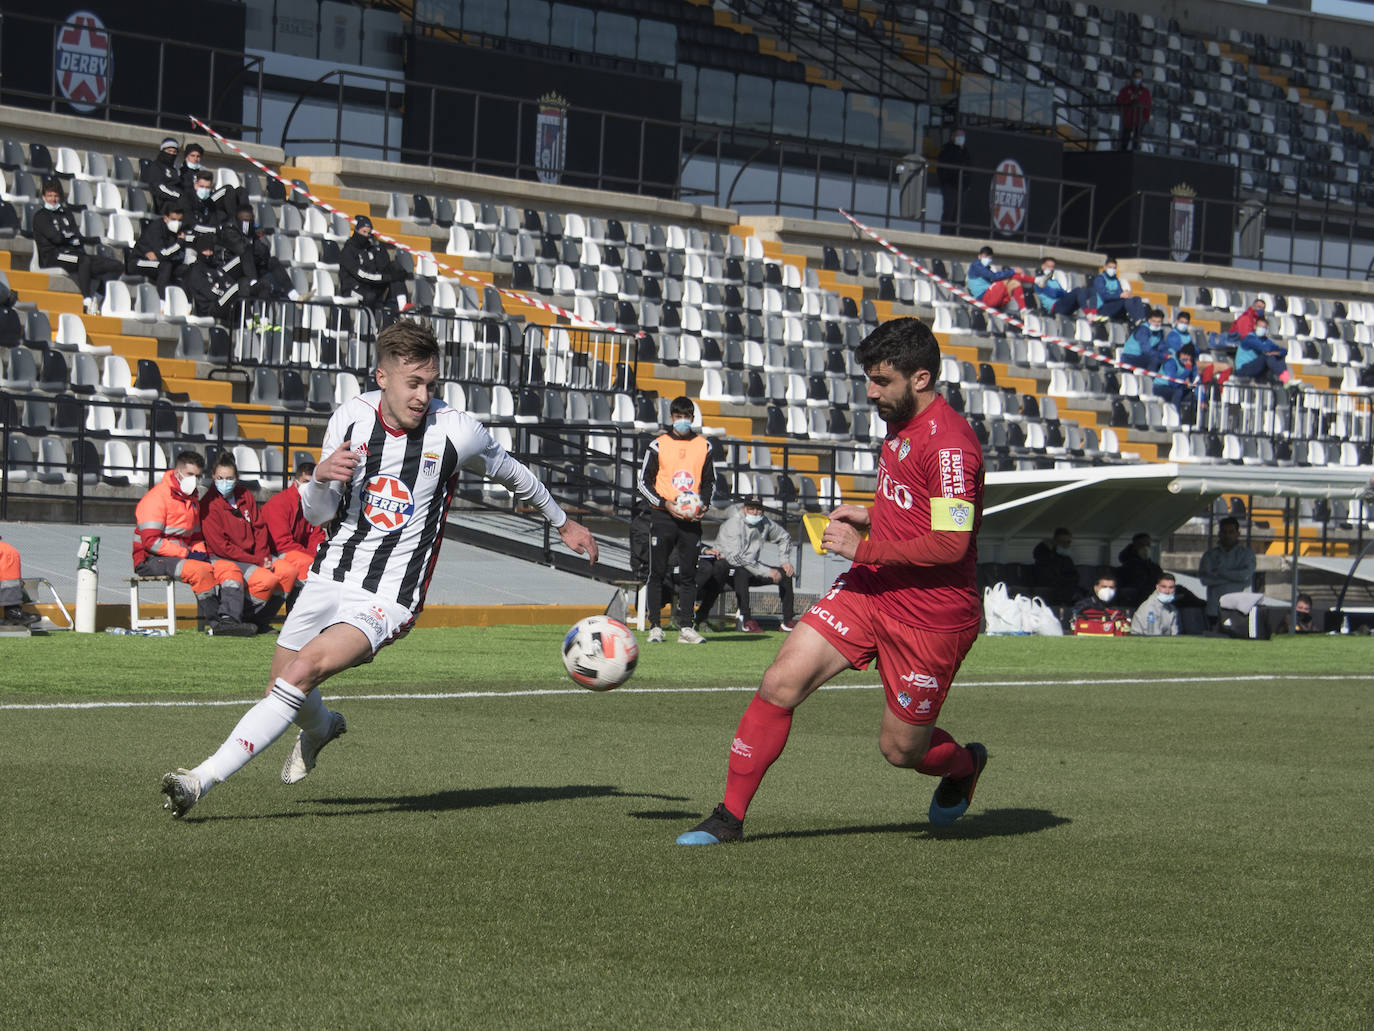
[
  {"xmin": 179, "ymin": 785, "xmax": 691, "ymax": 822},
  {"xmin": 743, "ymin": 807, "xmax": 1071, "ymax": 843}
]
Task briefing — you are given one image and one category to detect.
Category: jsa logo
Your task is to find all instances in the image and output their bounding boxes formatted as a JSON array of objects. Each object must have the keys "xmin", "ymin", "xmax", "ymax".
[{"xmin": 877, "ymin": 467, "xmax": 914, "ymax": 510}]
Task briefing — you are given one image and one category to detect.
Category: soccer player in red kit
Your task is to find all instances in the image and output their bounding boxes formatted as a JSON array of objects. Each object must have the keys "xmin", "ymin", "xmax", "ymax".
[{"xmin": 678, "ymin": 317, "xmax": 986, "ymax": 844}]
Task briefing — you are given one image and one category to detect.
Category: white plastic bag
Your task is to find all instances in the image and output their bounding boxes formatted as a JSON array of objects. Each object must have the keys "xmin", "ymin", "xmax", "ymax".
[
  {"xmin": 983, "ymin": 582, "xmax": 1029, "ymax": 634},
  {"xmin": 1028, "ymin": 596, "xmax": 1064, "ymax": 636}
]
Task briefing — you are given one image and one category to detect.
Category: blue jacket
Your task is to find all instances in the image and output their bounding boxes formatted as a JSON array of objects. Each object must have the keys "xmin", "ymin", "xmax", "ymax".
[
  {"xmin": 1236, "ymin": 331, "xmax": 1285, "ymax": 369},
  {"xmin": 1092, "ymin": 272, "xmax": 1123, "ymax": 308},
  {"xmin": 1153, "ymin": 354, "xmax": 1201, "ymax": 389},
  {"xmin": 1163, "ymin": 328, "xmax": 1194, "ymax": 356},
  {"xmin": 1034, "ymin": 273, "xmax": 1070, "ymax": 313},
  {"xmin": 1122, "ymin": 324, "xmax": 1169, "ymax": 371},
  {"xmin": 967, "ymin": 259, "xmax": 1014, "ymax": 300}
]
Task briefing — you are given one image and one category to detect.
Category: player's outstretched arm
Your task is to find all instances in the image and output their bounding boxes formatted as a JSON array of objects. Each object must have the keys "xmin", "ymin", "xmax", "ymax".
[{"xmin": 558, "ymin": 519, "xmax": 599, "ymax": 565}]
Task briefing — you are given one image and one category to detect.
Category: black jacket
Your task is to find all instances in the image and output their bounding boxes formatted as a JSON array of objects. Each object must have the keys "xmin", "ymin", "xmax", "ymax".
[
  {"xmin": 339, "ymin": 232, "xmax": 403, "ymax": 296},
  {"xmin": 936, "ymin": 141, "xmax": 971, "ymax": 190},
  {"xmin": 141, "ymin": 152, "xmax": 184, "ymax": 213},
  {"xmin": 185, "ymin": 252, "xmax": 244, "ymax": 317},
  {"xmin": 130, "ymin": 219, "xmax": 187, "ymax": 272},
  {"xmin": 32, "ymin": 205, "xmax": 89, "ymax": 267}
]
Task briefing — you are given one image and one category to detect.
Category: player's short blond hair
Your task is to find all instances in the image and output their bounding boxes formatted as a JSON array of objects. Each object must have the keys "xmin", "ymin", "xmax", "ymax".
[{"xmin": 376, "ymin": 318, "xmax": 439, "ymax": 368}]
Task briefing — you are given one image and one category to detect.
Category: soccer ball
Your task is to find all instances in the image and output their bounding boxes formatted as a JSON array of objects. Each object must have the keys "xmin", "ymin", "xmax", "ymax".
[
  {"xmin": 561, "ymin": 615, "xmax": 639, "ymax": 691},
  {"xmin": 669, "ymin": 489, "xmax": 704, "ymax": 520}
]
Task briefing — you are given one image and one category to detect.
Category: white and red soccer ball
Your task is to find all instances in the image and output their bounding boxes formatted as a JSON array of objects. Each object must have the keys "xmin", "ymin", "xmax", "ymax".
[
  {"xmin": 561, "ymin": 615, "xmax": 639, "ymax": 691},
  {"xmin": 668, "ymin": 489, "xmax": 704, "ymax": 520}
]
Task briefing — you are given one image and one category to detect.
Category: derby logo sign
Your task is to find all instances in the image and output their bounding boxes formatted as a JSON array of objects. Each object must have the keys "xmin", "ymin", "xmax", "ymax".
[
  {"xmin": 55, "ymin": 10, "xmax": 112, "ymax": 114},
  {"xmin": 990, "ymin": 158, "xmax": 1028, "ymax": 235}
]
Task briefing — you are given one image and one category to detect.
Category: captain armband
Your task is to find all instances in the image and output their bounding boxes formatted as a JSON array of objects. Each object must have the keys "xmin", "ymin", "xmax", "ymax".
[{"xmin": 929, "ymin": 497, "xmax": 975, "ymax": 532}]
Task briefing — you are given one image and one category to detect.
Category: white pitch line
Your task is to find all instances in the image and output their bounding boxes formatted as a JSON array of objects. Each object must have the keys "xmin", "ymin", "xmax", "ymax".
[{"xmin": 1, "ymin": 673, "xmax": 1371, "ymax": 711}]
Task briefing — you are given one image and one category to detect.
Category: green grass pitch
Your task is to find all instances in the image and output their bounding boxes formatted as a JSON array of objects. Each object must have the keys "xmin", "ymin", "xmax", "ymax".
[{"xmin": 1, "ymin": 628, "xmax": 1371, "ymax": 1029}]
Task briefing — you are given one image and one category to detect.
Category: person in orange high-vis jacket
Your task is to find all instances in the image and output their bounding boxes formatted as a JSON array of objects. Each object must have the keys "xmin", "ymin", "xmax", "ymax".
[
  {"xmin": 132, "ymin": 450, "xmax": 257, "ymax": 636},
  {"xmin": 260, "ymin": 461, "xmax": 327, "ymax": 602},
  {"xmin": 0, "ymin": 535, "xmax": 37, "ymax": 625},
  {"xmin": 199, "ymin": 453, "xmax": 296, "ymax": 632}
]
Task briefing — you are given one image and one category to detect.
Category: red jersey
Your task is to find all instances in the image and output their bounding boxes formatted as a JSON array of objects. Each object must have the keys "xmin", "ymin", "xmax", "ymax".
[{"xmin": 846, "ymin": 393, "xmax": 983, "ymax": 632}]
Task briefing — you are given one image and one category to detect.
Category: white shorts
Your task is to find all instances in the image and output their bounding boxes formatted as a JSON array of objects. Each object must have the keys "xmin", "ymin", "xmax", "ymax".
[{"xmin": 277, "ymin": 577, "xmax": 416, "ymax": 656}]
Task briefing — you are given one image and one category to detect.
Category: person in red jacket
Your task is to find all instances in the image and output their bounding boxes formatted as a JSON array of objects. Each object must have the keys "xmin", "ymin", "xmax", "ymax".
[
  {"xmin": 261, "ymin": 461, "xmax": 327, "ymax": 598},
  {"xmin": 133, "ymin": 451, "xmax": 257, "ymax": 635},
  {"xmin": 199, "ymin": 453, "xmax": 296, "ymax": 632},
  {"xmin": 1228, "ymin": 297, "xmax": 1266, "ymax": 339},
  {"xmin": 1116, "ymin": 68, "xmax": 1152, "ymax": 151}
]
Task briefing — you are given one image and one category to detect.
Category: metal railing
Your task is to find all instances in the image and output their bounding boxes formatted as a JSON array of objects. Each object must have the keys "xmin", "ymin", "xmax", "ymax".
[{"xmin": 0, "ymin": 10, "xmax": 264, "ymax": 140}]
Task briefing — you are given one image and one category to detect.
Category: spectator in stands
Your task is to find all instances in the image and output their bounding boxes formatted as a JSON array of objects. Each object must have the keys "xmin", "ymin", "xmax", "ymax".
[
  {"xmin": 1164, "ymin": 309, "xmax": 1196, "ymax": 357},
  {"xmin": 1089, "ymin": 257, "xmax": 1148, "ymax": 323},
  {"xmin": 185, "ymin": 170, "xmax": 228, "ymax": 240},
  {"xmin": 1197, "ymin": 516, "xmax": 1256, "ymax": 623},
  {"xmin": 127, "ymin": 203, "xmax": 189, "ymax": 296},
  {"xmin": 936, "ymin": 128, "xmax": 971, "ymax": 235},
  {"xmin": 184, "ymin": 234, "xmax": 244, "ymax": 322},
  {"xmin": 1115, "ymin": 531, "xmax": 1163, "ymax": 608},
  {"xmin": 0, "ymin": 534, "xmax": 38, "ymax": 626},
  {"xmin": 1031, "ymin": 526, "xmax": 1081, "ymax": 606},
  {"xmin": 1152, "ymin": 343, "xmax": 1202, "ymax": 410},
  {"xmin": 967, "ymin": 246, "xmax": 1031, "ymax": 314},
  {"xmin": 222, "ymin": 202, "xmax": 301, "ymax": 301},
  {"xmin": 199, "ymin": 453, "xmax": 295, "ymax": 633},
  {"xmin": 693, "ymin": 495, "xmax": 797, "ymax": 634},
  {"xmin": 638, "ymin": 395, "xmax": 715, "ymax": 645},
  {"xmin": 1229, "ymin": 297, "xmax": 1266, "ymax": 338},
  {"xmin": 141, "ymin": 137, "xmax": 185, "ymax": 214},
  {"xmin": 178, "ymin": 143, "xmax": 207, "ymax": 199},
  {"xmin": 1131, "ymin": 573, "xmax": 1180, "ymax": 636},
  {"xmin": 32, "ymin": 180, "xmax": 123, "ymax": 316},
  {"xmin": 1122, "ymin": 307, "xmax": 1169, "ymax": 372},
  {"xmin": 261, "ymin": 461, "xmax": 327, "ymax": 604},
  {"xmin": 340, "ymin": 215, "xmax": 409, "ymax": 314},
  {"xmin": 1032, "ymin": 257, "xmax": 1087, "ymax": 316},
  {"xmin": 1234, "ymin": 316, "xmax": 1292, "ymax": 385},
  {"xmin": 132, "ymin": 450, "xmax": 257, "ymax": 636},
  {"xmin": 1071, "ymin": 570, "xmax": 1128, "ymax": 626},
  {"xmin": 1116, "ymin": 68, "xmax": 1152, "ymax": 151}
]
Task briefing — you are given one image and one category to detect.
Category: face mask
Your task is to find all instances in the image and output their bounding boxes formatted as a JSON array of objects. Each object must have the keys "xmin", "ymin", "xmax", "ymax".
[
  {"xmin": 953, "ymin": 135, "xmax": 966, "ymax": 146},
  {"xmin": 214, "ymin": 478, "xmax": 236, "ymax": 497},
  {"xmin": 744, "ymin": 513, "xmax": 764, "ymax": 527},
  {"xmin": 166, "ymin": 219, "xmax": 181, "ymax": 233},
  {"xmin": 1175, "ymin": 323, "xmax": 1189, "ymax": 333},
  {"xmin": 980, "ymin": 256, "xmax": 992, "ymax": 266},
  {"xmin": 43, "ymin": 201, "xmax": 61, "ymax": 211},
  {"xmin": 1148, "ymin": 323, "xmax": 1162, "ymax": 332},
  {"xmin": 159, "ymin": 151, "xmax": 176, "ymax": 163},
  {"xmin": 672, "ymin": 418, "xmax": 692, "ymax": 435},
  {"xmin": 177, "ymin": 473, "xmax": 199, "ymax": 495},
  {"xmin": 1255, "ymin": 327, "xmax": 1267, "ymax": 338},
  {"xmin": 1105, "ymin": 268, "xmax": 1117, "ymax": 279},
  {"xmin": 1157, "ymin": 592, "xmax": 1175, "ymax": 605},
  {"xmin": 195, "ymin": 187, "xmax": 211, "ymax": 200},
  {"xmin": 1056, "ymin": 545, "xmax": 1072, "ymax": 557},
  {"xmin": 186, "ymin": 160, "xmax": 201, "ymax": 170},
  {"xmin": 1097, "ymin": 587, "xmax": 1116, "ymax": 603},
  {"xmin": 1133, "ymin": 76, "xmax": 1143, "ymax": 85}
]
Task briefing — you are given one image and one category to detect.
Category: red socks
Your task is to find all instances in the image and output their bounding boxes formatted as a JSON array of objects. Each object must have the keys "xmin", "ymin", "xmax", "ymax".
[
  {"xmin": 722, "ymin": 695, "xmax": 793, "ymax": 820},
  {"xmin": 916, "ymin": 727, "xmax": 974, "ymax": 779}
]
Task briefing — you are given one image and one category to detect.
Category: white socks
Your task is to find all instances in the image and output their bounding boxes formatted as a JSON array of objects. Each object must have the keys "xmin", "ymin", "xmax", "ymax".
[
  {"xmin": 192, "ymin": 679, "xmax": 309, "ymax": 793},
  {"xmin": 292, "ymin": 685, "xmax": 334, "ymax": 741}
]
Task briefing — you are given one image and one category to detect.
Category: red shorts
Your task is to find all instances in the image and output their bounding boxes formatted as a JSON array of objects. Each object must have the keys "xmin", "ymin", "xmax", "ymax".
[{"xmin": 801, "ymin": 576, "xmax": 979, "ymax": 725}]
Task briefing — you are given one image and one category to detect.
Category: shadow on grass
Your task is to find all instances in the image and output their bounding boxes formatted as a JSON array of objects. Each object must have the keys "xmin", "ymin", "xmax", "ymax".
[
  {"xmin": 745, "ymin": 807, "xmax": 1070, "ymax": 843},
  {"xmin": 186, "ymin": 784, "xmax": 691, "ymax": 821}
]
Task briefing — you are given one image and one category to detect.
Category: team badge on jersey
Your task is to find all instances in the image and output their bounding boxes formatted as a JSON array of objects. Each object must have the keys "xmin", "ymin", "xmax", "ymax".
[
  {"xmin": 360, "ymin": 475, "xmax": 415, "ymax": 532},
  {"xmin": 421, "ymin": 451, "xmax": 439, "ymax": 477},
  {"xmin": 898, "ymin": 438, "xmax": 911, "ymax": 462},
  {"xmin": 671, "ymin": 469, "xmax": 696, "ymax": 491}
]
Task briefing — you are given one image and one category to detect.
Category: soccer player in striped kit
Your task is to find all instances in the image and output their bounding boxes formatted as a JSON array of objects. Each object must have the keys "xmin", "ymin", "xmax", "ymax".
[
  {"xmin": 678, "ymin": 317, "xmax": 987, "ymax": 844},
  {"xmin": 160, "ymin": 319, "xmax": 598, "ymax": 817}
]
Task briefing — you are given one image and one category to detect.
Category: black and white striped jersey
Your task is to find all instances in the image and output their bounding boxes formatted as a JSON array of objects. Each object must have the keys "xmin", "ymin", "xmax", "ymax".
[{"xmin": 300, "ymin": 391, "xmax": 566, "ymax": 611}]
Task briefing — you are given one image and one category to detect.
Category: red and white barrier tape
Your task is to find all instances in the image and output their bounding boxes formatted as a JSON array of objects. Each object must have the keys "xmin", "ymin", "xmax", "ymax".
[
  {"xmin": 837, "ymin": 208, "xmax": 1197, "ymax": 388},
  {"xmin": 190, "ymin": 116, "xmax": 643, "ymax": 338}
]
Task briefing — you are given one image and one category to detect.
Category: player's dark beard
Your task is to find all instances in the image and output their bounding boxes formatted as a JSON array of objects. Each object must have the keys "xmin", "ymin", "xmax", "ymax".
[{"xmin": 877, "ymin": 382, "xmax": 917, "ymax": 423}]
